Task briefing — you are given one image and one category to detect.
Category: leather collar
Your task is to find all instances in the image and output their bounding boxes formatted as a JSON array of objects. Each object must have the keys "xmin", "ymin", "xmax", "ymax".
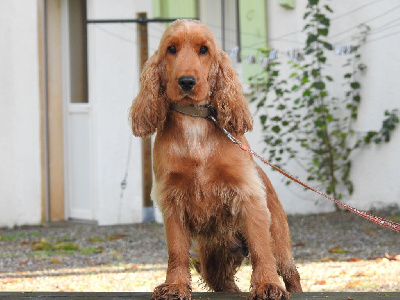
[{"xmin": 170, "ymin": 103, "xmax": 217, "ymax": 120}]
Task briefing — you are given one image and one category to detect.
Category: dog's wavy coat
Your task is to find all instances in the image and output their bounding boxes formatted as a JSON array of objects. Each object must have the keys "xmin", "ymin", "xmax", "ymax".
[{"xmin": 130, "ymin": 20, "xmax": 302, "ymax": 300}]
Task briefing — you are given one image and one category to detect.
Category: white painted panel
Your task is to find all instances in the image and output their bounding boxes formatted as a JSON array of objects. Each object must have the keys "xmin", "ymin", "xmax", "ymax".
[
  {"xmin": 0, "ymin": 0, "xmax": 42, "ymax": 227},
  {"xmin": 67, "ymin": 104, "xmax": 93, "ymax": 220}
]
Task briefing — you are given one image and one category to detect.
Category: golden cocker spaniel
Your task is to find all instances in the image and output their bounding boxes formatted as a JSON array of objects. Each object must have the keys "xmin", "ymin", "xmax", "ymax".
[{"xmin": 130, "ymin": 19, "xmax": 302, "ymax": 300}]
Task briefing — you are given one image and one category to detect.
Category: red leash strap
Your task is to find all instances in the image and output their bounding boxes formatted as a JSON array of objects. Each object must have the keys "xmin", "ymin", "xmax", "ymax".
[{"xmin": 210, "ymin": 117, "xmax": 400, "ymax": 233}]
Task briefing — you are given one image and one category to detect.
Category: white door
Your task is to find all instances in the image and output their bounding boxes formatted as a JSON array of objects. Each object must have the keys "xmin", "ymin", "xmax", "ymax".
[{"xmin": 62, "ymin": 0, "xmax": 94, "ymax": 220}]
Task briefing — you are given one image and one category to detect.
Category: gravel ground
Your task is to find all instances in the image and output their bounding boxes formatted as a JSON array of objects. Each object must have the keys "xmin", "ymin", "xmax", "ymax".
[{"xmin": 0, "ymin": 210, "xmax": 399, "ymax": 292}]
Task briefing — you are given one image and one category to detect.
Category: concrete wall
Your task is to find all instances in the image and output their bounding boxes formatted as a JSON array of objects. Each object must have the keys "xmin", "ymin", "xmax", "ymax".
[
  {"xmin": 0, "ymin": 1, "xmax": 42, "ymax": 227},
  {"xmin": 245, "ymin": 0, "xmax": 400, "ymax": 214}
]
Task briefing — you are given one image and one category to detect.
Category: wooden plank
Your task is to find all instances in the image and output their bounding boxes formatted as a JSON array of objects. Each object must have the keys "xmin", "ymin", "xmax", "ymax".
[
  {"xmin": 0, "ymin": 292, "xmax": 398, "ymax": 299},
  {"xmin": 137, "ymin": 12, "xmax": 154, "ymax": 217}
]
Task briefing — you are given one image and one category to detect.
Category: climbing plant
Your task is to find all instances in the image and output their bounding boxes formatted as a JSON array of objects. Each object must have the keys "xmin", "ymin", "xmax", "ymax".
[{"xmin": 250, "ymin": 0, "xmax": 399, "ymax": 208}]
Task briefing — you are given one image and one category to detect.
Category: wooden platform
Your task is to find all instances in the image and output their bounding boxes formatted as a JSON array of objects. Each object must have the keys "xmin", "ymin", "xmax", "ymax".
[{"xmin": 0, "ymin": 292, "xmax": 398, "ymax": 299}]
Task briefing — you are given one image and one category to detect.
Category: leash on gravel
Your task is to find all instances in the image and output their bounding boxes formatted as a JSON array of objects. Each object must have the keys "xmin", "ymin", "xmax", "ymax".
[{"xmin": 170, "ymin": 103, "xmax": 400, "ymax": 232}]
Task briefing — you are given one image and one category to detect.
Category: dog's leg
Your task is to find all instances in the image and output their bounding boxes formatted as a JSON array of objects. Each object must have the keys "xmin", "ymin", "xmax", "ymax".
[
  {"xmin": 257, "ymin": 165, "xmax": 303, "ymax": 293},
  {"xmin": 276, "ymin": 258, "xmax": 302, "ymax": 293},
  {"xmin": 270, "ymin": 218, "xmax": 302, "ymax": 293},
  {"xmin": 197, "ymin": 242, "xmax": 243, "ymax": 292},
  {"xmin": 151, "ymin": 213, "xmax": 191, "ymax": 300},
  {"xmin": 241, "ymin": 199, "xmax": 290, "ymax": 300}
]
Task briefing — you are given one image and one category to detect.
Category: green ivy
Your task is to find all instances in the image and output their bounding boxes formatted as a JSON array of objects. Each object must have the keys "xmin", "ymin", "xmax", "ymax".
[{"xmin": 250, "ymin": 0, "xmax": 399, "ymax": 209}]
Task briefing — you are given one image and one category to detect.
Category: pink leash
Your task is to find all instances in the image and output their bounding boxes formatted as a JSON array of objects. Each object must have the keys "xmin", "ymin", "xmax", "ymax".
[{"xmin": 209, "ymin": 116, "xmax": 400, "ymax": 233}]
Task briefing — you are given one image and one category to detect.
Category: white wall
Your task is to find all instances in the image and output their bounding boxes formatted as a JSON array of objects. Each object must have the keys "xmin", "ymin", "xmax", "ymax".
[
  {"xmin": 246, "ymin": 0, "xmax": 400, "ymax": 214},
  {"xmin": 0, "ymin": 1, "xmax": 42, "ymax": 227},
  {"xmin": 2, "ymin": 0, "xmax": 398, "ymax": 227},
  {"xmin": 86, "ymin": 0, "xmax": 163, "ymax": 225}
]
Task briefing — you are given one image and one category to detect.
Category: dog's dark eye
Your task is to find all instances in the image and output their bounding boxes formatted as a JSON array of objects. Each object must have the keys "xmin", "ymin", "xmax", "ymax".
[
  {"xmin": 199, "ymin": 46, "xmax": 208, "ymax": 55},
  {"xmin": 167, "ymin": 46, "xmax": 177, "ymax": 55}
]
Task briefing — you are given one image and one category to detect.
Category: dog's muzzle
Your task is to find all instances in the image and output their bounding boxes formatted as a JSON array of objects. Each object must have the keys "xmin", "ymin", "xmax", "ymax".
[{"xmin": 178, "ymin": 76, "xmax": 196, "ymax": 92}]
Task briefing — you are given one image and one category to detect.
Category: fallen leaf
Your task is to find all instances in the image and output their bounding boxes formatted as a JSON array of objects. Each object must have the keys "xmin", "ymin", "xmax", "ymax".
[
  {"xmin": 292, "ymin": 242, "xmax": 305, "ymax": 247},
  {"xmin": 107, "ymin": 234, "xmax": 128, "ymax": 241},
  {"xmin": 314, "ymin": 280, "xmax": 327, "ymax": 285},
  {"xmin": 385, "ymin": 253, "xmax": 400, "ymax": 261},
  {"xmin": 346, "ymin": 280, "xmax": 363, "ymax": 287},
  {"xmin": 50, "ymin": 257, "xmax": 62, "ymax": 264},
  {"xmin": 2, "ymin": 279, "xmax": 16, "ymax": 284},
  {"xmin": 328, "ymin": 245, "xmax": 349, "ymax": 253},
  {"xmin": 125, "ymin": 264, "xmax": 139, "ymax": 270},
  {"xmin": 346, "ymin": 257, "xmax": 362, "ymax": 262}
]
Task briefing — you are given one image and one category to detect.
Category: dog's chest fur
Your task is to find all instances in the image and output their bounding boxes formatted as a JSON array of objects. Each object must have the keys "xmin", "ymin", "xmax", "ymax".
[{"xmin": 153, "ymin": 114, "xmax": 265, "ymax": 237}]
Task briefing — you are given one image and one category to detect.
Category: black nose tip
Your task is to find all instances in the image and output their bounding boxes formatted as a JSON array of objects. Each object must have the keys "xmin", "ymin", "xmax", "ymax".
[{"xmin": 178, "ymin": 76, "xmax": 196, "ymax": 92}]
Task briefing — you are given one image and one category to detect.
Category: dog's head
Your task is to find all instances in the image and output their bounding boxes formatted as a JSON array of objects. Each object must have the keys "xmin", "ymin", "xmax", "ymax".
[{"xmin": 130, "ymin": 19, "xmax": 253, "ymax": 137}]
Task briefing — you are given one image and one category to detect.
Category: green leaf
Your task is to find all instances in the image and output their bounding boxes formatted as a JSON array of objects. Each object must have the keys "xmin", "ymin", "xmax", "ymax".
[
  {"xmin": 353, "ymin": 94, "xmax": 361, "ymax": 102},
  {"xmin": 313, "ymin": 81, "xmax": 326, "ymax": 90},
  {"xmin": 320, "ymin": 17, "xmax": 330, "ymax": 27},
  {"xmin": 306, "ymin": 34, "xmax": 318, "ymax": 46},
  {"xmin": 272, "ymin": 126, "xmax": 281, "ymax": 133},
  {"xmin": 312, "ymin": 158, "xmax": 321, "ymax": 167},
  {"xmin": 324, "ymin": 5, "xmax": 333, "ymax": 13},
  {"xmin": 315, "ymin": 119, "xmax": 325, "ymax": 128},
  {"xmin": 317, "ymin": 28, "xmax": 329, "ymax": 36},
  {"xmin": 322, "ymin": 41, "xmax": 333, "ymax": 50},
  {"xmin": 271, "ymin": 116, "xmax": 282, "ymax": 122},
  {"xmin": 311, "ymin": 69, "xmax": 320, "ymax": 77},
  {"xmin": 260, "ymin": 115, "xmax": 267, "ymax": 125},
  {"xmin": 350, "ymin": 82, "xmax": 361, "ymax": 89},
  {"xmin": 305, "ymin": 48, "xmax": 315, "ymax": 55},
  {"xmin": 301, "ymin": 76, "xmax": 310, "ymax": 84}
]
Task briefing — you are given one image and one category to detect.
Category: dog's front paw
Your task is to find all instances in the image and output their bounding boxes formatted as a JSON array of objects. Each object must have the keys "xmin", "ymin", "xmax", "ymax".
[
  {"xmin": 248, "ymin": 282, "xmax": 290, "ymax": 300},
  {"xmin": 151, "ymin": 283, "xmax": 192, "ymax": 300}
]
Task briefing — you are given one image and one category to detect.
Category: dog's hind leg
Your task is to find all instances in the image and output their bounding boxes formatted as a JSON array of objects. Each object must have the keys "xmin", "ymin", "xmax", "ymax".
[
  {"xmin": 257, "ymin": 165, "xmax": 303, "ymax": 292},
  {"xmin": 196, "ymin": 242, "xmax": 243, "ymax": 292}
]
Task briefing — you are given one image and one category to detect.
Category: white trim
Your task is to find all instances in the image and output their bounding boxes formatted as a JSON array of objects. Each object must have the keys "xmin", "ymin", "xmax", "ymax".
[
  {"xmin": 68, "ymin": 103, "xmax": 91, "ymax": 113},
  {"xmin": 61, "ymin": 0, "xmax": 70, "ymax": 220}
]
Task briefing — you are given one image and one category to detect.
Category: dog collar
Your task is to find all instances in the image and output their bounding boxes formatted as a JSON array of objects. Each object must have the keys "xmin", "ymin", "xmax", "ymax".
[{"xmin": 170, "ymin": 103, "xmax": 217, "ymax": 120}]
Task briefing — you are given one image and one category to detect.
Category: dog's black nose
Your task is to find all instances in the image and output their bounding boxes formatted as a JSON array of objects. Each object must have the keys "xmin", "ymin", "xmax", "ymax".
[{"xmin": 178, "ymin": 76, "xmax": 196, "ymax": 92}]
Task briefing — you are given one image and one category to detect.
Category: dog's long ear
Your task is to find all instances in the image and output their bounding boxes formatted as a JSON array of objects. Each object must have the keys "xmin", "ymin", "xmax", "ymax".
[
  {"xmin": 208, "ymin": 50, "xmax": 253, "ymax": 135},
  {"xmin": 129, "ymin": 51, "xmax": 168, "ymax": 137}
]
